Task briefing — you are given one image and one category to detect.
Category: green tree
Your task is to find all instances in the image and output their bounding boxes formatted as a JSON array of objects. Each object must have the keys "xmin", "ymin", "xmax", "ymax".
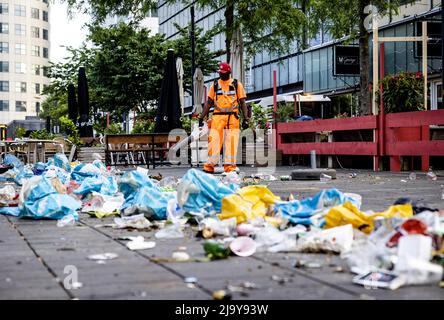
[
  {"xmin": 63, "ymin": 0, "xmax": 310, "ymax": 59},
  {"xmin": 309, "ymin": 0, "xmax": 415, "ymax": 115},
  {"xmin": 43, "ymin": 21, "xmax": 218, "ymax": 120}
]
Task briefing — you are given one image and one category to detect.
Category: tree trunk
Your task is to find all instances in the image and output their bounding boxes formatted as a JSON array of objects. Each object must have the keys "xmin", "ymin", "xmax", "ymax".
[
  {"xmin": 225, "ymin": 1, "xmax": 234, "ymax": 63},
  {"xmin": 358, "ymin": 0, "xmax": 371, "ymax": 116}
]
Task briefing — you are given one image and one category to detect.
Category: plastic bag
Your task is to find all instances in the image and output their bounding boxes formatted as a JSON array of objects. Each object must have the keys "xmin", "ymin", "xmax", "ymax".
[
  {"xmin": 18, "ymin": 176, "xmax": 81, "ymax": 220},
  {"xmin": 0, "ymin": 185, "xmax": 16, "ymax": 204},
  {"xmin": 114, "ymin": 214, "xmax": 152, "ymax": 229},
  {"xmin": 57, "ymin": 214, "xmax": 76, "ymax": 227},
  {"xmin": 121, "ymin": 186, "xmax": 175, "ymax": 220},
  {"xmin": 54, "ymin": 153, "xmax": 71, "ymax": 172},
  {"xmin": 155, "ymin": 224, "xmax": 184, "ymax": 239},
  {"xmin": 274, "ymin": 189, "xmax": 360, "ymax": 227},
  {"xmin": 200, "ymin": 217, "xmax": 237, "ymax": 237},
  {"xmin": 70, "ymin": 163, "xmax": 102, "ymax": 182},
  {"xmin": 0, "ymin": 207, "xmax": 21, "ymax": 217},
  {"xmin": 179, "ymin": 169, "xmax": 235, "ymax": 214},
  {"xmin": 325, "ymin": 202, "xmax": 413, "ymax": 234},
  {"xmin": 3, "ymin": 154, "xmax": 24, "ymax": 170},
  {"xmin": 218, "ymin": 185, "xmax": 280, "ymax": 224},
  {"xmin": 74, "ymin": 176, "xmax": 118, "ymax": 197},
  {"xmin": 296, "ymin": 224, "xmax": 354, "ymax": 254},
  {"xmin": 82, "ymin": 192, "xmax": 124, "ymax": 218},
  {"xmin": 118, "ymin": 171, "xmax": 159, "ymax": 198}
]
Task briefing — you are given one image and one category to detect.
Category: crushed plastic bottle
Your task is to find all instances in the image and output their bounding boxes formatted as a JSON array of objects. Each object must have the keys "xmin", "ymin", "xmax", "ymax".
[
  {"xmin": 155, "ymin": 224, "xmax": 184, "ymax": 239},
  {"xmin": 320, "ymin": 173, "xmax": 332, "ymax": 183},
  {"xmin": 409, "ymin": 172, "xmax": 417, "ymax": 181},
  {"xmin": 57, "ymin": 214, "xmax": 76, "ymax": 227}
]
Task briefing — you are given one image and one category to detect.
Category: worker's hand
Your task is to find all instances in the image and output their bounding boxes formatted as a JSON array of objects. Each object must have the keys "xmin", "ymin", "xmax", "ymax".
[
  {"xmin": 198, "ymin": 117, "xmax": 205, "ymax": 128},
  {"xmin": 242, "ymin": 118, "xmax": 251, "ymax": 130}
]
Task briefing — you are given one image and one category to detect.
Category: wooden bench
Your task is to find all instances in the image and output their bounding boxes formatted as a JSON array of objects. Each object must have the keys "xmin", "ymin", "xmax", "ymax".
[{"xmin": 105, "ymin": 133, "xmax": 181, "ymax": 168}]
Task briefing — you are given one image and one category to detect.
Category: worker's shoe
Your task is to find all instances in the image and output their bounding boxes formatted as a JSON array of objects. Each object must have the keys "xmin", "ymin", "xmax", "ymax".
[
  {"xmin": 202, "ymin": 164, "xmax": 215, "ymax": 174},
  {"xmin": 223, "ymin": 165, "xmax": 239, "ymax": 174}
]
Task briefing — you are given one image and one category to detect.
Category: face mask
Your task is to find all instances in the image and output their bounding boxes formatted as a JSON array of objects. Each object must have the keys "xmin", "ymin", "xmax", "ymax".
[{"xmin": 220, "ymin": 73, "xmax": 230, "ymax": 81}]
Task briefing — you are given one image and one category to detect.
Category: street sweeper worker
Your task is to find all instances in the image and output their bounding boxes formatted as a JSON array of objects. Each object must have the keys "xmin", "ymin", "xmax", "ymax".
[{"xmin": 199, "ymin": 62, "xmax": 250, "ymax": 174}]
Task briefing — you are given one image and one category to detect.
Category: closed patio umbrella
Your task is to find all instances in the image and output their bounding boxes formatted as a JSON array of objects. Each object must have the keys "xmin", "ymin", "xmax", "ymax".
[
  {"xmin": 67, "ymin": 83, "xmax": 78, "ymax": 123},
  {"xmin": 155, "ymin": 49, "xmax": 182, "ymax": 133},
  {"xmin": 77, "ymin": 67, "xmax": 93, "ymax": 137},
  {"xmin": 176, "ymin": 57, "xmax": 185, "ymax": 115},
  {"xmin": 230, "ymin": 27, "xmax": 245, "ymax": 85},
  {"xmin": 192, "ymin": 67, "xmax": 204, "ymax": 115}
]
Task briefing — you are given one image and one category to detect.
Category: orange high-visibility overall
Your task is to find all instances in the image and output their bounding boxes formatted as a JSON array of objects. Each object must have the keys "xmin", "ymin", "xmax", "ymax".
[{"xmin": 203, "ymin": 78, "xmax": 247, "ymax": 173}]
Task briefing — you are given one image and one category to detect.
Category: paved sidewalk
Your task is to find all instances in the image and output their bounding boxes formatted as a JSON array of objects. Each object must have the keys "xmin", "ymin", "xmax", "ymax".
[{"xmin": 1, "ymin": 169, "xmax": 443, "ymax": 300}]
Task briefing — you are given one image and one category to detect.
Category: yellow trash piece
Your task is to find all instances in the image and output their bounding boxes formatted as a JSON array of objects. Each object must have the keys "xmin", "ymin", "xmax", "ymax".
[
  {"xmin": 218, "ymin": 185, "xmax": 280, "ymax": 224},
  {"xmin": 325, "ymin": 201, "xmax": 413, "ymax": 234},
  {"xmin": 88, "ymin": 210, "xmax": 119, "ymax": 219}
]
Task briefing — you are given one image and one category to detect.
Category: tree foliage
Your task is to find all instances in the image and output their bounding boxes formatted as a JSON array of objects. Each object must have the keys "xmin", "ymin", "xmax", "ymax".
[{"xmin": 43, "ymin": 21, "xmax": 218, "ymax": 120}]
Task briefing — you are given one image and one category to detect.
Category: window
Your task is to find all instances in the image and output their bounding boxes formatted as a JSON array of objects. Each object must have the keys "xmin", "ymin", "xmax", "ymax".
[
  {"xmin": 42, "ymin": 66, "xmax": 49, "ymax": 77},
  {"xmin": 15, "ymin": 62, "xmax": 26, "ymax": 74},
  {"xmin": 0, "ymin": 3, "xmax": 8, "ymax": 15},
  {"xmin": 0, "ymin": 23, "xmax": 9, "ymax": 34},
  {"xmin": 31, "ymin": 45, "xmax": 40, "ymax": 57},
  {"xmin": 15, "ymin": 24, "xmax": 26, "ymax": 36},
  {"xmin": 0, "ymin": 100, "xmax": 9, "ymax": 111},
  {"xmin": 42, "ymin": 47, "xmax": 48, "ymax": 58},
  {"xmin": 42, "ymin": 11, "xmax": 48, "ymax": 22},
  {"xmin": 35, "ymin": 83, "xmax": 40, "ymax": 94},
  {"xmin": 31, "ymin": 8, "xmax": 39, "ymax": 19},
  {"xmin": 35, "ymin": 102, "xmax": 40, "ymax": 114},
  {"xmin": 43, "ymin": 0, "xmax": 49, "ymax": 4},
  {"xmin": 15, "ymin": 101, "xmax": 27, "ymax": 112},
  {"xmin": 15, "ymin": 81, "xmax": 26, "ymax": 93},
  {"xmin": 0, "ymin": 42, "xmax": 8, "ymax": 53},
  {"xmin": 0, "ymin": 61, "xmax": 8, "ymax": 72},
  {"xmin": 14, "ymin": 5, "xmax": 25, "ymax": 17},
  {"xmin": 43, "ymin": 29, "xmax": 48, "ymax": 40},
  {"xmin": 0, "ymin": 81, "xmax": 9, "ymax": 92},
  {"xmin": 31, "ymin": 26, "xmax": 39, "ymax": 38},
  {"xmin": 15, "ymin": 43, "xmax": 26, "ymax": 55},
  {"xmin": 32, "ymin": 64, "xmax": 40, "ymax": 75}
]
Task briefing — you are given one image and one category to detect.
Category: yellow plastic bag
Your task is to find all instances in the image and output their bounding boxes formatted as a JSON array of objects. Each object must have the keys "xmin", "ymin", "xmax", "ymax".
[
  {"xmin": 218, "ymin": 185, "xmax": 280, "ymax": 224},
  {"xmin": 325, "ymin": 201, "xmax": 413, "ymax": 234}
]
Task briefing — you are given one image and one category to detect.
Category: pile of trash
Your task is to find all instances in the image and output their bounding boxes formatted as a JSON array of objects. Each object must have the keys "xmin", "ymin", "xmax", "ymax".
[{"xmin": 0, "ymin": 153, "xmax": 442, "ymax": 290}]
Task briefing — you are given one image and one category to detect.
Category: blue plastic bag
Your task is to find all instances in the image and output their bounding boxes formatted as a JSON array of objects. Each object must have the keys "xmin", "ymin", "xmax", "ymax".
[
  {"xmin": 33, "ymin": 162, "xmax": 47, "ymax": 175},
  {"xmin": 275, "ymin": 188, "xmax": 360, "ymax": 226},
  {"xmin": 3, "ymin": 154, "xmax": 24, "ymax": 170},
  {"xmin": 14, "ymin": 166, "xmax": 34, "ymax": 186},
  {"xmin": 19, "ymin": 176, "xmax": 81, "ymax": 220},
  {"xmin": 54, "ymin": 153, "xmax": 71, "ymax": 172},
  {"xmin": 71, "ymin": 163, "xmax": 102, "ymax": 182},
  {"xmin": 74, "ymin": 176, "xmax": 118, "ymax": 196},
  {"xmin": 43, "ymin": 165, "xmax": 70, "ymax": 184},
  {"xmin": 120, "ymin": 186, "xmax": 175, "ymax": 220},
  {"xmin": 0, "ymin": 207, "xmax": 21, "ymax": 217},
  {"xmin": 180, "ymin": 169, "xmax": 235, "ymax": 214},
  {"xmin": 118, "ymin": 171, "xmax": 159, "ymax": 198}
]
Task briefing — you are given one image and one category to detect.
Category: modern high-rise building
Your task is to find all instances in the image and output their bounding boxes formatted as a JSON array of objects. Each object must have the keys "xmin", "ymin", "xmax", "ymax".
[{"xmin": 0, "ymin": 0, "xmax": 50, "ymax": 126}]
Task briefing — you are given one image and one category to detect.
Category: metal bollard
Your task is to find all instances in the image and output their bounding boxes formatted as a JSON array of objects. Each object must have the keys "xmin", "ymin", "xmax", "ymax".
[{"xmin": 310, "ymin": 150, "xmax": 317, "ymax": 169}]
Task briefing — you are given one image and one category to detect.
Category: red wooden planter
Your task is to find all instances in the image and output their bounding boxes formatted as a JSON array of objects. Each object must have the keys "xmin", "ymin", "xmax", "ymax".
[{"xmin": 276, "ymin": 109, "xmax": 444, "ymax": 171}]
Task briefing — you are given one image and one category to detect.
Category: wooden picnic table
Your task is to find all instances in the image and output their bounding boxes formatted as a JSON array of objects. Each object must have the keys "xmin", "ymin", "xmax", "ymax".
[
  {"xmin": 105, "ymin": 133, "xmax": 181, "ymax": 168},
  {"xmin": 0, "ymin": 139, "xmax": 64, "ymax": 164}
]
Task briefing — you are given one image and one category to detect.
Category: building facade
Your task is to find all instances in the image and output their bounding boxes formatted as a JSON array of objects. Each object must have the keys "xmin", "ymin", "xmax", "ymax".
[
  {"xmin": 0, "ymin": 0, "xmax": 50, "ymax": 125},
  {"xmin": 158, "ymin": 0, "xmax": 442, "ymax": 113}
]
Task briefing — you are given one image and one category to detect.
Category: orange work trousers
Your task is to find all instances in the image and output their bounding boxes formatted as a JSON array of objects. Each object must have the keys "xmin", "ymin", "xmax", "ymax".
[{"xmin": 203, "ymin": 113, "xmax": 240, "ymax": 173}]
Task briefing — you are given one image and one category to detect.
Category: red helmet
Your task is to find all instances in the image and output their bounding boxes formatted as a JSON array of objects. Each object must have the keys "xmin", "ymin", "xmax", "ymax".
[{"xmin": 217, "ymin": 62, "xmax": 231, "ymax": 74}]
